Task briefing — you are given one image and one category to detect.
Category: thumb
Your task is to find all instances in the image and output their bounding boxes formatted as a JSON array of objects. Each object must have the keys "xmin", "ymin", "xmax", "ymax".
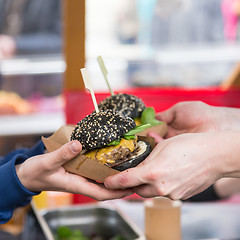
[
  {"xmin": 48, "ymin": 140, "xmax": 82, "ymax": 167},
  {"xmin": 155, "ymin": 107, "xmax": 175, "ymax": 124}
]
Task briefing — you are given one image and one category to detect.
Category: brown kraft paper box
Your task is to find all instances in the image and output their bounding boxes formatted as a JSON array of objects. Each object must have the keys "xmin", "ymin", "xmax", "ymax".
[{"xmin": 42, "ymin": 123, "xmax": 168, "ymax": 183}]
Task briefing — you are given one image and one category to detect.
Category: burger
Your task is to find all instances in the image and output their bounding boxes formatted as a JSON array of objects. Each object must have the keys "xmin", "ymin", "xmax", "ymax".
[
  {"xmin": 97, "ymin": 93, "xmax": 146, "ymax": 120},
  {"xmin": 97, "ymin": 93, "xmax": 163, "ymax": 129},
  {"xmin": 70, "ymin": 109, "xmax": 152, "ymax": 171}
]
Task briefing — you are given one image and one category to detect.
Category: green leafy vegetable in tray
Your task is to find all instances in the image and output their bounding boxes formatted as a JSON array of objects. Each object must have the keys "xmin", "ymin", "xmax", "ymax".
[{"xmin": 55, "ymin": 226, "xmax": 127, "ymax": 240}]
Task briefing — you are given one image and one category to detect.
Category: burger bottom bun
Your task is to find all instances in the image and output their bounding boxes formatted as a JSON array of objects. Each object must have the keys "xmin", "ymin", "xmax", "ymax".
[{"xmin": 111, "ymin": 140, "xmax": 151, "ymax": 171}]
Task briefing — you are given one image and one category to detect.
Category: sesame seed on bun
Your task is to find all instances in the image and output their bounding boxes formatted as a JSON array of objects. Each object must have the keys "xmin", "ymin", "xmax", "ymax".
[
  {"xmin": 71, "ymin": 109, "xmax": 136, "ymax": 150},
  {"xmin": 97, "ymin": 93, "xmax": 146, "ymax": 119}
]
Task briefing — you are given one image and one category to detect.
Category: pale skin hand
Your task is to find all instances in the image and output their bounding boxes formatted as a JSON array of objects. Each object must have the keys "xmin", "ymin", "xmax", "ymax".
[
  {"xmin": 16, "ymin": 140, "xmax": 133, "ymax": 201},
  {"xmin": 153, "ymin": 101, "xmax": 240, "ymax": 198},
  {"xmin": 0, "ymin": 35, "xmax": 16, "ymax": 59},
  {"xmin": 155, "ymin": 101, "xmax": 240, "ymax": 138},
  {"xmin": 104, "ymin": 131, "xmax": 240, "ymax": 200}
]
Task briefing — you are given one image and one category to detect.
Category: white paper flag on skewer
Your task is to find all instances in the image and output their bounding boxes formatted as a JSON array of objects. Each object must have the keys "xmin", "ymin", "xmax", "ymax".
[
  {"xmin": 97, "ymin": 56, "xmax": 114, "ymax": 96},
  {"xmin": 80, "ymin": 68, "xmax": 99, "ymax": 113}
]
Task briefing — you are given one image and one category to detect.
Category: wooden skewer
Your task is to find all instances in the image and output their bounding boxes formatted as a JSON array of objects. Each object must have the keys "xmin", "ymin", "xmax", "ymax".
[
  {"xmin": 97, "ymin": 56, "xmax": 114, "ymax": 96},
  {"xmin": 80, "ymin": 68, "xmax": 99, "ymax": 113}
]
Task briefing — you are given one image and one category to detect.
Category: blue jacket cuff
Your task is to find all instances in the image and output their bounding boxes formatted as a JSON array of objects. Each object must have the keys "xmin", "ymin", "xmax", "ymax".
[
  {"xmin": 0, "ymin": 141, "xmax": 44, "ymax": 223},
  {"xmin": 0, "ymin": 154, "xmax": 40, "ymax": 210}
]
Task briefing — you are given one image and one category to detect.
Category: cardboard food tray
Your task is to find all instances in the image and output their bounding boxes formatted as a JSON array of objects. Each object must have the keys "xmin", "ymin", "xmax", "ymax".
[{"xmin": 42, "ymin": 123, "xmax": 168, "ymax": 183}]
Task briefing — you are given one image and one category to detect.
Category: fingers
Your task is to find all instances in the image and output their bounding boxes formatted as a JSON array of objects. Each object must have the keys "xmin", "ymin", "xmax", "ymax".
[
  {"xmin": 104, "ymin": 140, "xmax": 169, "ymax": 190},
  {"xmin": 104, "ymin": 163, "xmax": 150, "ymax": 190},
  {"xmin": 47, "ymin": 141, "xmax": 82, "ymax": 167},
  {"xmin": 155, "ymin": 106, "xmax": 176, "ymax": 124},
  {"xmin": 104, "ymin": 167, "xmax": 166, "ymax": 199},
  {"xmin": 82, "ymin": 183, "xmax": 133, "ymax": 201},
  {"xmin": 64, "ymin": 173, "xmax": 134, "ymax": 201},
  {"xmin": 147, "ymin": 131, "xmax": 164, "ymax": 144},
  {"xmin": 133, "ymin": 184, "xmax": 160, "ymax": 198}
]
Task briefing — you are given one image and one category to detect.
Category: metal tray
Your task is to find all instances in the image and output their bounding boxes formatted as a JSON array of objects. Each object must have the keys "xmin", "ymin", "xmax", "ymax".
[{"xmin": 23, "ymin": 202, "xmax": 145, "ymax": 240}]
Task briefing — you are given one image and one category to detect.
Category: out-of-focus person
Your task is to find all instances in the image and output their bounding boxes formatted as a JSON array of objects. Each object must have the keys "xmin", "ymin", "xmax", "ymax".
[
  {"xmin": 221, "ymin": 0, "xmax": 240, "ymax": 42},
  {"xmin": 0, "ymin": 0, "xmax": 62, "ymax": 59}
]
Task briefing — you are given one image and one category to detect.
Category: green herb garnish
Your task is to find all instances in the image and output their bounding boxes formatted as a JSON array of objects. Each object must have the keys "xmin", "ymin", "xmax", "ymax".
[
  {"xmin": 105, "ymin": 107, "xmax": 163, "ymax": 147},
  {"xmin": 141, "ymin": 107, "xmax": 163, "ymax": 126},
  {"xmin": 107, "ymin": 140, "xmax": 121, "ymax": 146},
  {"xmin": 124, "ymin": 123, "xmax": 151, "ymax": 136},
  {"xmin": 124, "ymin": 135, "xmax": 136, "ymax": 140},
  {"xmin": 106, "ymin": 124, "xmax": 150, "ymax": 146}
]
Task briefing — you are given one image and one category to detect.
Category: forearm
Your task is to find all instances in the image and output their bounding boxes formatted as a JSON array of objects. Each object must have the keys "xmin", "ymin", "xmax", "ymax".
[
  {"xmin": 0, "ymin": 141, "xmax": 45, "ymax": 166},
  {"xmin": 0, "ymin": 141, "xmax": 44, "ymax": 223},
  {"xmin": 0, "ymin": 154, "xmax": 39, "ymax": 224}
]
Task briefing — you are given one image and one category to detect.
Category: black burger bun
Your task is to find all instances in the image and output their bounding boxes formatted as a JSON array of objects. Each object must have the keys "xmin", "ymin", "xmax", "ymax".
[
  {"xmin": 97, "ymin": 93, "xmax": 146, "ymax": 119},
  {"xmin": 71, "ymin": 109, "xmax": 136, "ymax": 150}
]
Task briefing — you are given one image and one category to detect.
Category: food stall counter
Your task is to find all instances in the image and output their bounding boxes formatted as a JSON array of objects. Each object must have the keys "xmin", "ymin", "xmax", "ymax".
[{"xmin": 19, "ymin": 197, "xmax": 240, "ymax": 240}]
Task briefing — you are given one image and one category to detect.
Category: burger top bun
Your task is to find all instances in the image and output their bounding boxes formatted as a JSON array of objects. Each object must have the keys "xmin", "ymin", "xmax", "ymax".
[
  {"xmin": 71, "ymin": 109, "xmax": 136, "ymax": 150},
  {"xmin": 97, "ymin": 93, "xmax": 146, "ymax": 119}
]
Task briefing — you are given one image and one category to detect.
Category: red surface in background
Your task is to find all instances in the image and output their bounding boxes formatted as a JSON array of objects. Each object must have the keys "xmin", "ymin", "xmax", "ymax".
[
  {"xmin": 65, "ymin": 87, "xmax": 240, "ymax": 203},
  {"xmin": 65, "ymin": 87, "xmax": 240, "ymax": 124}
]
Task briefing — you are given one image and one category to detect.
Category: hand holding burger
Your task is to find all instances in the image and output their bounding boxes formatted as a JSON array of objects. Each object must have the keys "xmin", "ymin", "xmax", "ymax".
[
  {"xmin": 15, "ymin": 140, "xmax": 132, "ymax": 201},
  {"xmin": 104, "ymin": 101, "xmax": 240, "ymax": 200}
]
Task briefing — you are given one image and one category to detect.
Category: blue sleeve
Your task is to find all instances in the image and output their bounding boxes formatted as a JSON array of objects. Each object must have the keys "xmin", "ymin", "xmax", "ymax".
[{"xmin": 0, "ymin": 141, "xmax": 45, "ymax": 224}]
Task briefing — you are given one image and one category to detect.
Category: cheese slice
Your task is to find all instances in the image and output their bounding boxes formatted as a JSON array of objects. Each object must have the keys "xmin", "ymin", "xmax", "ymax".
[
  {"xmin": 85, "ymin": 138, "xmax": 136, "ymax": 164},
  {"xmin": 134, "ymin": 117, "xmax": 141, "ymax": 126}
]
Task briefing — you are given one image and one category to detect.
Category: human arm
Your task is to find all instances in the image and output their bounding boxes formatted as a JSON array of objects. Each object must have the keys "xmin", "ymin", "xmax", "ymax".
[
  {"xmin": 104, "ymin": 131, "xmax": 240, "ymax": 200},
  {"xmin": 0, "ymin": 141, "xmax": 45, "ymax": 224},
  {"xmin": 0, "ymin": 140, "xmax": 132, "ymax": 224}
]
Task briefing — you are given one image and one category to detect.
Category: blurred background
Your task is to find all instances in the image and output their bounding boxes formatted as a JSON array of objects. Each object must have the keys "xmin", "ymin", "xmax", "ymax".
[
  {"xmin": 86, "ymin": 0, "xmax": 240, "ymax": 89},
  {"xmin": 2, "ymin": 0, "xmax": 240, "ymax": 92},
  {"xmin": 2, "ymin": 1, "xmax": 240, "ymax": 238},
  {"xmin": 1, "ymin": 0, "xmax": 240, "ymax": 154}
]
